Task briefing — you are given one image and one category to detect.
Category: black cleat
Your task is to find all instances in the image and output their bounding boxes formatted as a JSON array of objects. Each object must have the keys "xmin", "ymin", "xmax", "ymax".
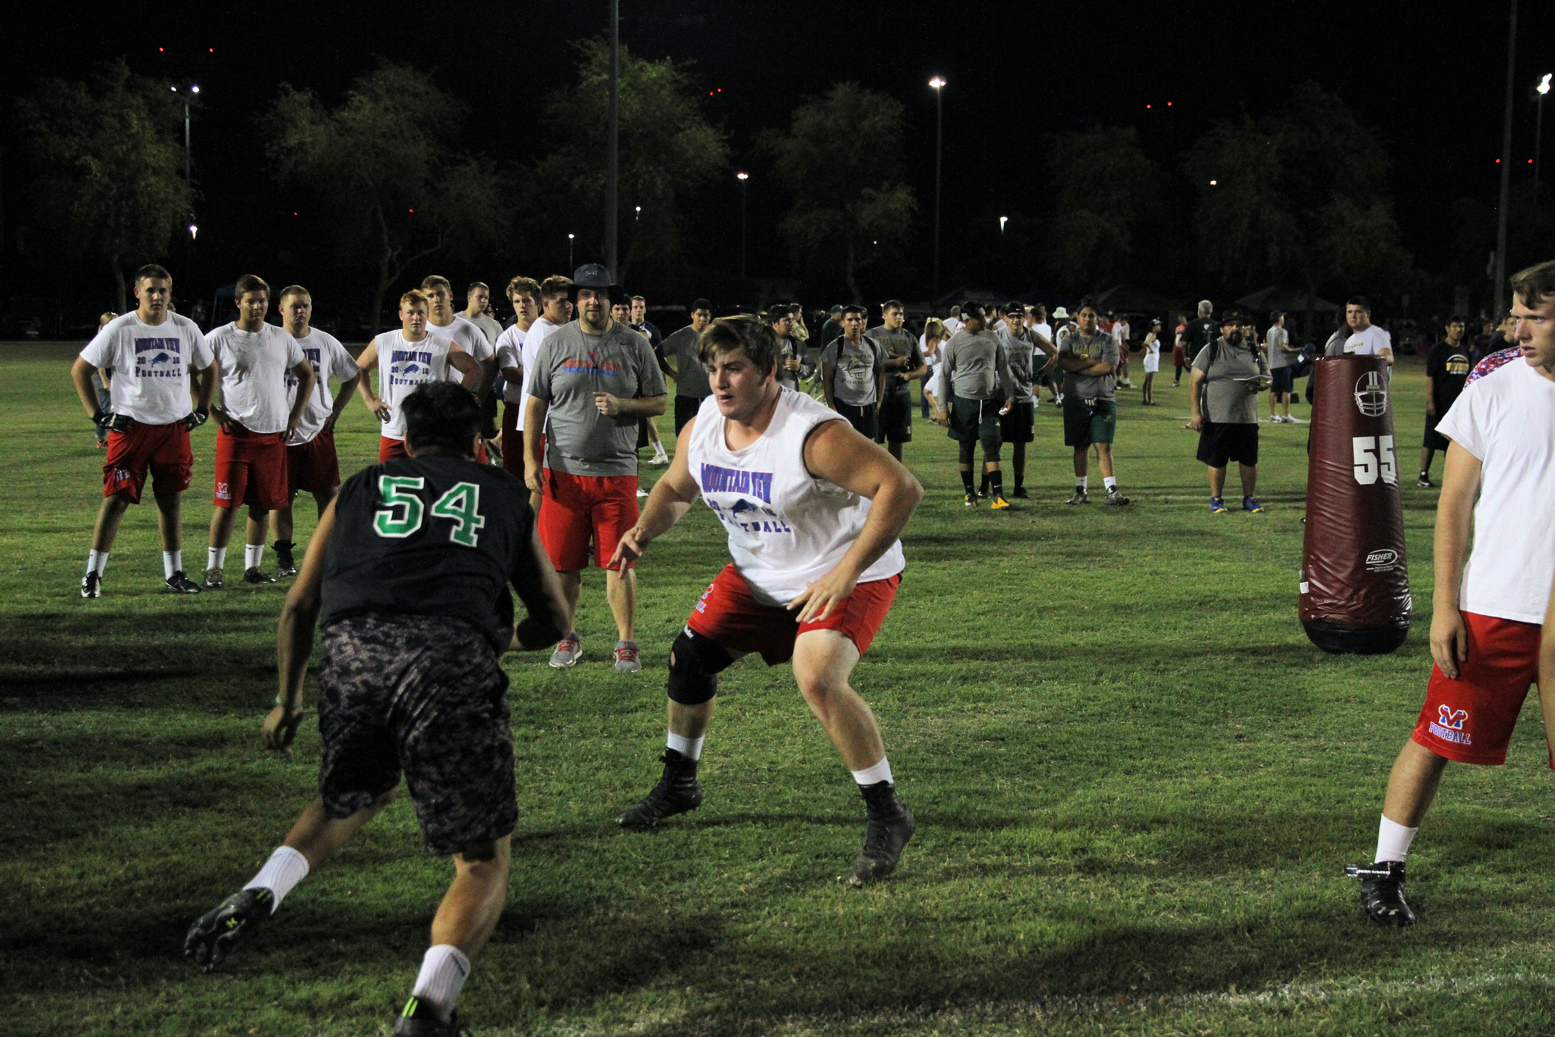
[
  {"xmin": 848, "ymin": 782, "xmax": 915, "ymax": 887},
  {"xmin": 165, "ymin": 570, "xmax": 201, "ymax": 594},
  {"xmin": 393, "ymin": 996, "xmax": 471, "ymax": 1036},
  {"xmin": 618, "ymin": 750, "xmax": 703, "ymax": 829},
  {"xmin": 242, "ymin": 567, "xmax": 277, "ymax": 585},
  {"xmin": 184, "ymin": 887, "xmax": 273, "ymax": 971},
  {"xmin": 81, "ymin": 572, "xmax": 102, "ymax": 598},
  {"xmin": 1346, "ymin": 861, "xmax": 1416, "ymax": 927},
  {"xmin": 273, "ymin": 540, "xmax": 298, "ymax": 578},
  {"xmin": 1011, "ymin": 487, "xmax": 1031, "ymax": 499}
]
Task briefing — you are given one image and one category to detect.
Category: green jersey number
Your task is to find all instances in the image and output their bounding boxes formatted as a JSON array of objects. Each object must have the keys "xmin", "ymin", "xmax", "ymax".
[{"xmin": 374, "ymin": 476, "xmax": 485, "ymax": 547}]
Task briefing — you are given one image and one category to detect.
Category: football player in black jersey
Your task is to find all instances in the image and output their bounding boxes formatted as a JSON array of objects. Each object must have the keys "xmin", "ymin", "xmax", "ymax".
[{"xmin": 184, "ymin": 382, "xmax": 569, "ymax": 1037}]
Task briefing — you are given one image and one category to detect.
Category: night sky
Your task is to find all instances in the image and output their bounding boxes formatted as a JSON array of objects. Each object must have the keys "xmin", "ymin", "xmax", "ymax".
[{"xmin": 7, "ymin": 0, "xmax": 1550, "ymax": 300}]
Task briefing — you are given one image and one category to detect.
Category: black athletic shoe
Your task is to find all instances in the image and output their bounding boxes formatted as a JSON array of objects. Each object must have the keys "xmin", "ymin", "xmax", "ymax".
[
  {"xmin": 976, "ymin": 487, "xmax": 991, "ymax": 500},
  {"xmin": 393, "ymin": 996, "xmax": 471, "ymax": 1036},
  {"xmin": 1346, "ymin": 861, "xmax": 1416, "ymax": 927},
  {"xmin": 242, "ymin": 567, "xmax": 277, "ymax": 585},
  {"xmin": 165, "ymin": 570, "xmax": 202, "ymax": 594},
  {"xmin": 848, "ymin": 782, "xmax": 915, "ymax": 887},
  {"xmin": 1011, "ymin": 487, "xmax": 1031, "ymax": 499},
  {"xmin": 183, "ymin": 887, "xmax": 273, "ymax": 971},
  {"xmin": 618, "ymin": 750, "xmax": 703, "ymax": 829},
  {"xmin": 81, "ymin": 572, "xmax": 102, "ymax": 598},
  {"xmin": 273, "ymin": 540, "xmax": 298, "ymax": 578}
]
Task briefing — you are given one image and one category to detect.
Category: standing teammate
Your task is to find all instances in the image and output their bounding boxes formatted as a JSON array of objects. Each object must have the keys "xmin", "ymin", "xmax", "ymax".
[
  {"xmin": 357, "ymin": 291, "xmax": 481, "ymax": 462},
  {"xmin": 1187, "ymin": 308, "xmax": 1268, "ymax": 514},
  {"xmin": 1342, "ymin": 296, "xmax": 1394, "ymax": 365},
  {"xmin": 996, "ymin": 300, "xmax": 1055, "ymax": 499},
  {"xmin": 183, "ymin": 382, "xmax": 571, "ymax": 1037},
  {"xmin": 201, "ymin": 275, "xmax": 316, "ymax": 588},
  {"xmin": 867, "ymin": 300, "xmax": 927, "ymax": 461},
  {"xmin": 770, "ymin": 304, "xmax": 812, "ymax": 392},
  {"xmin": 1418, "ymin": 315, "xmax": 1472, "ymax": 487},
  {"xmin": 935, "ymin": 304, "xmax": 1015, "ymax": 507},
  {"xmin": 71, "ymin": 264, "xmax": 215, "ymax": 596},
  {"xmin": 610, "ymin": 316, "xmax": 923, "ymax": 886},
  {"xmin": 664, "ymin": 299, "xmax": 714, "ymax": 434},
  {"xmin": 819, "ymin": 305, "xmax": 886, "ymax": 439},
  {"xmin": 1346, "ymin": 261, "xmax": 1555, "ymax": 926},
  {"xmin": 627, "ymin": 295, "xmax": 671, "ymax": 467},
  {"xmin": 523, "ymin": 265, "xmax": 666, "ymax": 672},
  {"xmin": 494, "ymin": 276, "xmax": 540, "ymax": 479},
  {"xmin": 461, "ymin": 282, "xmax": 503, "ymax": 344},
  {"xmin": 273, "ymin": 286, "xmax": 360, "ymax": 577},
  {"xmin": 1057, "ymin": 300, "xmax": 1129, "ymax": 505},
  {"xmin": 423, "ymin": 275, "xmax": 496, "ymax": 458},
  {"xmin": 1266, "ymin": 311, "xmax": 1298, "ymax": 422}
]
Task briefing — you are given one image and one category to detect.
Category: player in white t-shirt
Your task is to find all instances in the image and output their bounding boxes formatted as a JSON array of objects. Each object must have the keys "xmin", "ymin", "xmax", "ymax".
[
  {"xmin": 355, "ymin": 290, "xmax": 481, "ymax": 462},
  {"xmin": 1347, "ymin": 260, "xmax": 1555, "ymax": 927},
  {"xmin": 270, "ymin": 285, "xmax": 360, "ymax": 578},
  {"xmin": 201, "ymin": 275, "xmax": 316, "ymax": 589},
  {"xmin": 495, "ymin": 275, "xmax": 541, "ymax": 481},
  {"xmin": 71, "ymin": 263, "xmax": 216, "ymax": 596},
  {"xmin": 506, "ymin": 275, "xmax": 572, "ymax": 511},
  {"xmin": 1342, "ymin": 296, "xmax": 1394, "ymax": 365},
  {"xmin": 607, "ymin": 316, "xmax": 924, "ymax": 886},
  {"xmin": 422, "ymin": 275, "xmax": 495, "ymax": 462}
]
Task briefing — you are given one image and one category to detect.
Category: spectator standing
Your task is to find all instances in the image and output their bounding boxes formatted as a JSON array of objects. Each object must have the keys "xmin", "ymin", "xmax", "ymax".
[
  {"xmin": 1266, "ymin": 311, "xmax": 1299, "ymax": 422},
  {"xmin": 1187, "ymin": 309, "xmax": 1268, "ymax": 514},
  {"xmin": 1418, "ymin": 315, "xmax": 1472, "ymax": 487}
]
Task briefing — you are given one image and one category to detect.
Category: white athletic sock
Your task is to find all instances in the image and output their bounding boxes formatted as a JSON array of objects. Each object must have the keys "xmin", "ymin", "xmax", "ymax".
[
  {"xmin": 411, "ymin": 944, "xmax": 471, "ymax": 1013},
  {"xmin": 208, "ymin": 547, "xmax": 227, "ymax": 571},
  {"xmin": 652, "ymin": 444, "xmax": 669, "ymax": 460},
  {"xmin": 243, "ymin": 846, "xmax": 310, "ymax": 913},
  {"xmin": 163, "ymin": 550, "xmax": 181, "ymax": 579},
  {"xmin": 86, "ymin": 550, "xmax": 109, "ymax": 576},
  {"xmin": 245, "ymin": 543, "xmax": 265, "ymax": 571},
  {"xmin": 1076, "ymin": 476, "xmax": 1088, "ymax": 490},
  {"xmin": 667, "ymin": 731, "xmax": 704, "ymax": 761},
  {"xmin": 851, "ymin": 757, "xmax": 894, "ymax": 786},
  {"xmin": 1104, "ymin": 476, "xmax": 1117, "ymax": 492},
  {"xmin": 1375, "ymin": 815, "xmax": 1418, "ymax": 863}
]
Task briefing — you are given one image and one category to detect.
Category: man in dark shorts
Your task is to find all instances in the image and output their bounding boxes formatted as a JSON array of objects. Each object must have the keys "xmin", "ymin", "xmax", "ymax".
[
  {"xmin": 1056, "ymin": 299, "xmax": 1129, "ymax": 505},
  {"xmin": 820, "ymin": 304, "xmax": 886, "ymax": 438},
  {"xmin": 1418, "ymin": 315, "xmax": 1471, "ymax": 487},
  {"xmin": 867, "ymin": 299, "xmax": 926, "ymax": 461},
  {"xmin": 1187, "ymin": 308, "xmax": 1269, "ymax": 513},
  {"xmin": 664, "ymin": 299, "xmax": 713, "ymax": 434},
  {"xmin": 934, "ymin": 304, "xmax": 1015, "ymax": 507},
  {"xmin": 997, "ymin": 300, "xmax": 1055, "ymax": 499},
  {"xmin": 183, "ymin": 381, "xmax": 570, "ymax": 1037}
]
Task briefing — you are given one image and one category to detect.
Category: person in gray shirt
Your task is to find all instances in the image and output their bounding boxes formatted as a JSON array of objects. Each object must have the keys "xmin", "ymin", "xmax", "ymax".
[
  {"xmin": 1188, "ymin": 308, "xmax": 1269, "ymax": 513},
  {"xmin": 1266, "ymin": 311, "xmax": 1299, "ymax": 423},
  {"xmin": 996, "ymin": 300, "xmax": 1056, "ymax": 499},
  {"xmin": 1056, "ymin": 299, "xmax": 1128, "ymax": 505},
  {"xmin": 935, "ymin": 304, "xmax": 1015, "ymax": 507},
  {"xmin": 663, "ymin": 298, "xmax": 713, "ymax": 434},
  {"xmin": 868, "ymin": 299, "xmax": 927, "ymax": 462},
  {"xmin": 524, "ymin": 264, "xmax": 667, "ymax": 673},
  {"xmin": 819, "ymin": 304, "xmax": 886, "ymax": 439},
  {"xmin": 768, "ymin": 303, "xmax": 813, "ymax": 393}
]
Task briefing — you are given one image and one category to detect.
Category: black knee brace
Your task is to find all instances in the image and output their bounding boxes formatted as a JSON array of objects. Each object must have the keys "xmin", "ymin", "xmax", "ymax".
[
  {"xmin": 958, "ymin": 438, "xmax": 976, "ymax": 466},
  {"xmin": 666, "ymin": 628, "xmax": 735, "ymax": 705},
  {"xmin": 980, "ymin": 435, "xmax": 1002, "ymax": 461}
]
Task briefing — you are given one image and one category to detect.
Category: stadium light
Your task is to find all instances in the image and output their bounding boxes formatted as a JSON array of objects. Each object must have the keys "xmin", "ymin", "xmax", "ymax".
[
  {"xmin": 1538, "ymin": 74, "xmax": 1553, "ymax": 194},
  {"xmin": 999, "ymin": 215, "xmax": 1007, "ymax": 233},
  {"xmin": 189, "ymin": 224, "xmax": 198, "ymax": 240},
  {"xmin": 929, "ymin": 77, "xmax": 946, "ymax": 300},
  {"xmin": 736, "ymin": 173, "xmax": 750, "ymax": 280},
  {"xmin": 568, "ymin": 233, "xmax": 575, "ymax": 268}
]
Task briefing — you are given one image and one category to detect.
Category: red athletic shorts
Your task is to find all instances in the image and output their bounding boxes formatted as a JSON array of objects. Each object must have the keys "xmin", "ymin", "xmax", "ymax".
[
  {"xmin": 103, "ymin": 421, "xmax": 192, "ymax": 503},
  {"xmin": 1411, "ymin": 611, "xmax": 1543, "ymax": 766},
  {"xmin": 537, "ymin": 469, "xmax": 638, "ymax": 572},
  {"xmin": 380, "ymin": 434, "xmax": 487, "ymax": 464},
  {"xmin": 287, "ymin": 430, "xmax": 340, "ymax": 496},
  {"xmin": 214, "ymin": 425, "xmax": 289, "ymax": 510},
  {"xmin": 1173, "ymin": 344, "xmax": 1187, "ymax": 367},
  {"xmin": 686, "ymin": 563, "xmax": 901, "ymax": 666}
]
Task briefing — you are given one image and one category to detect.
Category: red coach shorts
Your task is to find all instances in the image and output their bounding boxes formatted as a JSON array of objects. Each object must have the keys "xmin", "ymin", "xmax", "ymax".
[
  {"xmin": 1411, "ymin": 611, "xmax": 1542, "ymax": 766},
  {"xmin": 537, "ymin": 469, "xmax": 638, "ymax": 572},
  {"xmin": 214, "ymin": 425, "xmax": 289, "ymax": 511},
  {"xmin": 103, "ymin": 421, "xmax": 193, "ymax": 503},
  {"xmin": 287, "ymin": 430, "xmax": 341, "ymax": 496},
  {"xmin": 687, "ymin": 563, "xmax": 901, "ymax": 666},
  {"xmin": 1173, "ymin": 344, "xmax": 1187, "ymax": 368}
]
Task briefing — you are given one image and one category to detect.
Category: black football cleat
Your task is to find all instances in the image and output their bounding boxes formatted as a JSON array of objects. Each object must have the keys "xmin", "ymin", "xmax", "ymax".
[
  {"xmin": 184, "ymin": 887, "xmax": 273, "ymax": 971},
  {"xmin": 1346, "ymin": 861, "xmax": 1416, "ymax": 927},
  {"xmin": 81, "ymin": 572, "xmax": 102, "ymax": 598},
  {"xmin": 165, "ymin": 570, "xmax": 202, "ymax": 594},
  {"xmin": 273, "ymin": 540, "xmax": 298, "ymax": 578},
  {"xmin": 848, "ymin": 782, "xmax": 915, "ymax": 887},
  {"xmin": 242, "ymin": 567, "xmax": 277, "ymax": 585},
  {"xmin": 393, "ymin": 996, "xmax": 471, "ymax": 1036},
  {"xmin": 618, "ymin": 750, "xmax": 703, "ymax": 829}
]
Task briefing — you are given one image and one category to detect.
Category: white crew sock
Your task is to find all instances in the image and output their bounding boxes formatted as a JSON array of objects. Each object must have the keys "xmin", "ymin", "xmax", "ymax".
[
  {"xmin": 86, "ymin": 550, "xmax": 109, "ymax": 576},
  {"xmin": 667, "ymin": 732, "xmax": 704, "ymax": 761},
  {"xmin": 245, "ymin": 543, "xmax": 265, "ymax": 571},
  {"xmin": 1104, "ymin": 476, "xmax": 1117, "ymax": 492},
  {"xmin": 1375, "ymin": 815, "xmax": 1418, "ymax": 863},
  {"xmin": 652, "ymin": 443, "xmax": 669, "ymax": 460},
  {"xmin": 411, "ymin": 944, "xmax": 471, "ymax": 1013},
  {"xmin": 851, "ymin": 757, "xmax": 894, "ymax": 786},
  {"xmin": 163, "ymin": 550, "xmax": 181, "ymax": 579},
  {"xmin": 1075, "ymin": 476, "xmax": 1088, "ymax": 490},
  {"xmin": 243, "ymin": 846, "xmax": 310, "ymax": 913},
  {"xmin": 208, "ymin": 547, "xmax": 227, "ymax": 571}
]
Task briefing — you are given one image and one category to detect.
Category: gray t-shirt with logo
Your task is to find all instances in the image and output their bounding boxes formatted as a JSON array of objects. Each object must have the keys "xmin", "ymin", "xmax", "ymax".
[
  {"xmin": 867, "ymin": 325, "xmax": 923, "ymax": 401},
  {"xmin": 1058, "ymin": 331, "xmax": 1119, "ymax": 401},
  {"xmin": 819, "ymin": 335, "xmax": 886, "ymax": 406},
  {"xmin": 998, "ymin": 328, "xmax": 1040, "ymax": 403},
  {"xmin": 1192, "ymin": 338, "xmax": 1267, "ymax": 425},
  {"xmin": 529, "ymin": 321, "xmax": 668, "ymax": 475}
]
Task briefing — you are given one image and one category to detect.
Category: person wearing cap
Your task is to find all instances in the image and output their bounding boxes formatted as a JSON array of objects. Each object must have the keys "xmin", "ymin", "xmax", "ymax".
[
  {"xmin": 524, "ymin": 264, "xmax": 667, "ymax": 673},
  {"xmin": 663, "ymin": 299, "xmax": 714, "ymax": 434},
  {"xmin": 1140, "ymin": 318, "xmax": 1162, "ymax": 405},
  {"xmin": 996, "ymin": 300, "xmax": 1055, "ymax": 498},
  {"xmin": 1266, "ymin": 311, "xmax": 1299, "ymax": 423},
  {"xmin": 1056, "ymin": 299, "xmax": 1128, "ymax": 505},
  {"xmin": 934, "ymin": 304, "xmax": 1015, "ymax": 507},
  {"xmin": 1187, "ymin": 308, "xmax": 1269, "ymax": 514},
  {"xmin": 867, "ymin": 300, "xmax": 927, "ymax": 462}
]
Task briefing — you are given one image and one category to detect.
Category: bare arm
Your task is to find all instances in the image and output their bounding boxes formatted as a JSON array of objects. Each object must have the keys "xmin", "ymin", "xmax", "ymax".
[
  {"xmin": 285, "ymin": 360, "xmax": 317, "ymax": 436},
  {"xmin": 1540, "ymin": 566, "xmax": 1555, "ymax": 760},
  {"xmin": 354, "ymin": 343, "xmax": 391, "ymax": 421},
  {"xmin": 523, "ymin": 396, "xmax": 549, "ymax": 493},
  {"xmin": 607, "ymin": 418, "xmax": 704, "ymax": 569},
  {"xmin": 265, "ymin": 499, "xmax": 334, "ymax": 749},
  {"xmin": 71, "ymin": 357, "xmax": 102, "ymax": 419},
  {"xmin": 511, "ymin": 523, "xmax": 571, "ymax": 650},
  {"xmin": 595, "ymin": 393, "xmax": 668, "ymax": 418},
  {"xmin": 1425, "ymin": 376, "xmax": 1437, "ymax": 416},
  {"xmin": 790, "ymin": 419, "xmax": 923, "ymax": 621},
  {"xmin": 448, "ymin": 347, "xmax": 480, "ymax": 390},
  {"xmin": 821, "ymin": 362, "xmax": 838, "ymax": 410},
  {"xmin": 1430, "ymin": 444, "xmax": 1481, "ymax": 679},
  {"xmin": 1187, "ymin": 367, "xmax": 1207, "ymax": 429},
  {"xmin": 324, "ymin": 374, "xmax": 360, "ymax": 432}
]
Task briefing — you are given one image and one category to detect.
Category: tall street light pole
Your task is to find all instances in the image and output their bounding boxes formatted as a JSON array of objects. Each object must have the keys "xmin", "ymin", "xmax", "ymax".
[
  {"xmin": 736, "ymin": 172, "xmax": 749, "ymax": 280},
  {"xmin": 930, "ymin": 77, "xmax": 945, "ymax": 304},
  {"xmin": 1493, "ymin": 0, "xmax": 1517, "ymax": 316},
  {"xmin": 605, "ymin": 0, "xmax": 620, "ymax": 275},
  {"xmin": 568, "ymin": 233, "xmax": 575, "ymax": 269},
  {"xmin": 1537, "ymin": 73, "xmax": 1551, "ymax": 199}
]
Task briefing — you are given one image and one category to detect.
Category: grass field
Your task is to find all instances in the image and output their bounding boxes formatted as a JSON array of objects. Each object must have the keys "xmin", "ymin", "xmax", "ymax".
[{"xmin": 5, "ymin": 342, "xmax": 1554, "ymax": 1037}]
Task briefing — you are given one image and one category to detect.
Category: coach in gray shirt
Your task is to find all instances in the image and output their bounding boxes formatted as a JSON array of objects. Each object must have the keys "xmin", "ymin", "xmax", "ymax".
[
  {"xmin": 935, "ymin": 304, "xmax": 1016, "ymax": 506},
  {"xmin": 1188, "ymin": 309, "xmax": 1268, "ymax": 514}
]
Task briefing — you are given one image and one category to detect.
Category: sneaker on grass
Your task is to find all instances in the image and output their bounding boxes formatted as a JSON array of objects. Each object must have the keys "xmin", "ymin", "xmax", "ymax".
[
  {"xmin": 848, "ymin": 781, "xmax": 915, "ymax": 887},
  {"xmin": 393, "ymin": 996, "xmax": 469, "ymax": 1037},
  {"xmin": 1066, "ymin": 489, "xmax": 1089, "ymax": 505},
  {"xmin": 1104, "ymin": 488, "xmax": 1130, "ymax": 506},
  {"xmin": 80, "ymin": 572, "xmax": 102, "ymax": 598},
  {"xmin": 165, "ymin": 570, "xmax": 201, "ymax": 594},
  {"xmin": 243, "ymin": 567, "xmax": 276, "ymax": 585},
  {"xmin": 614, "ymin": 639, "xmax": 642, "ymax": 673},
  {"xmin": 183, "ymin": 887, "xmax": 273, "ymax": 971},
  {"xmin": 1242, "ymin": 495, "xmax": 1264, "ymax": 513},
  {"xmin": 1345, "ymin": 860, "xmax": 1416, "ymax": 927},
  {"xmin": 550, "ymin": 632, "xmax": 582, "ymax": 668},
  {"xmin": 203, "ymin": 567, "xmax": 224, "ymax": 590},
  {"xmin": 1209, "ymin": 496, "xmax": 1227, "ymax": 514}
]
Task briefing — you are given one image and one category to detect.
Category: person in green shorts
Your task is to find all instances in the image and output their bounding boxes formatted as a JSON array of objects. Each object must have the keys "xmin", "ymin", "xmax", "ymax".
[{"xmin": 1056, "ymin": 299, "xmax": 1129, "ymax": 506}]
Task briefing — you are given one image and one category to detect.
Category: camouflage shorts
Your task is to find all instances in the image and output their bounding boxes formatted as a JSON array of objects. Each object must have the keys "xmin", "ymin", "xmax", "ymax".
[{"xmin": 315, "ymin": 613, "xmax": 515, "ymax": 856}]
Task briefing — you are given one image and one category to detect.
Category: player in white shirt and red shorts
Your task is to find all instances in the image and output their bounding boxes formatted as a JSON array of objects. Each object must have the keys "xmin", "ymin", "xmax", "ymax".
[
  {"xmin": 71, "ymin": 264, "xmax": 216, "ymax": 597},
  {"xmin": 272, "ymin": 285, "xmax": 360, "ymax": 578},
  {"xmin": 609, "ymin": 315, "xmax": 924, "ymax": 886},
  {"xmin": 1348, "ymin": 259, "xmax": 1555, "ymax": 926},
  {"xmin": 201, "ymin": 275, "xmax": 317, "ymax": 589},
  {"xmin": 422, "ymin": 275, "xmax": 496, "ymax": 463},
  {"xmin": 355, "ymin": 290, "xmax": 481, "ymax": 462}
]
